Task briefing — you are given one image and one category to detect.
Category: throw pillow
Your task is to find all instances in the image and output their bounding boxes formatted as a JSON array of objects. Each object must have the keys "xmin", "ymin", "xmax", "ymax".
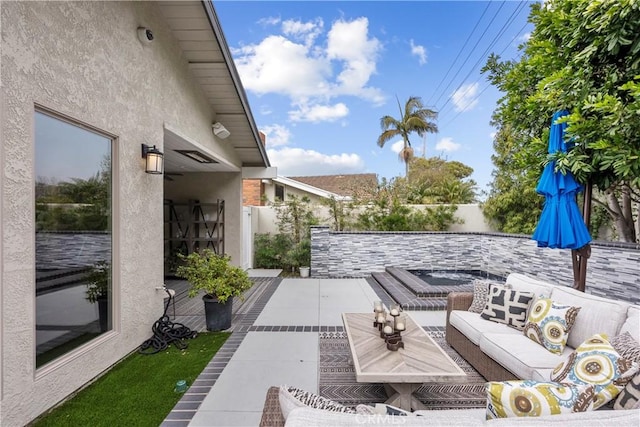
[
  {"xmin": 486, "ymin": 380, "xmax": 594, "ymax": 419},
  {"xmin": 610, "ymin": 331, "xmax": 640, "ymax": 364},
  {"xmin": 550, "ymin": 333, "xmax": 640, "ymax": 409},
  {"xmin": 614, "ymin": 373, "xmax": 640, "ymax": 410},
  {"xmin": 480, "ymin": 284, "xmax": 535, "ymax": 330},
  {"xmin": 523, "ymin": 298, "xmax": 581, "ymax": 354},
  {"xmin": 468, "ymin": 279, "xmax": 508, "ymax": 314},
  {"xmin": 278, "ymin": 385, "xmax": 356, "ymax": 420}
]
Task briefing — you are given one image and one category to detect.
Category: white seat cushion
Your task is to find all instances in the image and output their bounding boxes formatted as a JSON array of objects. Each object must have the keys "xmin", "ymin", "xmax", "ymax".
[
  {"xmin": 549, "ymin": 286, "xmax": 629, "ymax": 348},
  {"xmin": 479, "ymin": 333, "xmax": 573, "ymax": 379},
  {"xmin": 506, "ymin": 273, "xmax": 554, "ymax": 298},
  {"xmin": 620, "ymin": 305, "xmax": 640, "ymax": 343},
  {"xmin": 449, "ymin": 310, "xmax": 521, "ymax": 345}
]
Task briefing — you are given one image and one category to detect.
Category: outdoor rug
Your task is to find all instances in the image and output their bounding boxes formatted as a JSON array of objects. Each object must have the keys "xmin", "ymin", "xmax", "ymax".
[{"xmin": 318, "ymin": 330, "xmax": 487, "ymax": 410}]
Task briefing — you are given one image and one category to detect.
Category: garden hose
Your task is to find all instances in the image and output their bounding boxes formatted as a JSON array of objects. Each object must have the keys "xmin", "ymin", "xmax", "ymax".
[{"xmin": 138, "ymin": 288, "xmax": 197, "ymax": 355}]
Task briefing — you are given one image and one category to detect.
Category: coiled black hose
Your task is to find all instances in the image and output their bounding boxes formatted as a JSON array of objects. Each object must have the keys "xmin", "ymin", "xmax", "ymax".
[{"xmin": 138, "ymin": 288, "xmax": 197, "ymax": 355}]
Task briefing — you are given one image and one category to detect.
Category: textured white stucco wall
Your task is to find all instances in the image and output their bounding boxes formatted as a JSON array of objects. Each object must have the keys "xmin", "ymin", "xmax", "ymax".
[{"xmin": 1, "ymin": 2, "xmax": 244, "ymax": 425}]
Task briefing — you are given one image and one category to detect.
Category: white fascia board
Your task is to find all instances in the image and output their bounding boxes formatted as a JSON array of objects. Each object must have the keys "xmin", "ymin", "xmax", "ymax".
[
  {"xmin": 273, "ymin": 176, "xmax": 351, "ymax": 201},
  {"xmin": 242, "ymin": 167, "xmax": 278, "ymax": 179}
]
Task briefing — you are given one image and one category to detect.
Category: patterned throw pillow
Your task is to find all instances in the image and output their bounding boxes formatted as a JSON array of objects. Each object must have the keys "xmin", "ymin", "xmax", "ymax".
[
  {"xmin": 550, "ymin": 333, "xmax": 640, "ymax": 409},
  {"xmin": 614, "ymin": 373, "xmax": 640, "ymax": 410},
  {"xmin": 480, "ymin": 285, "xmax": 535, "ymax": 330},
  {"xmin": 523, "ymin": 298, "xmax": 581, "ymax": 354},
  {"xmin": 468, "ymin": 280, "xmax": 508, "ymax": 314},
  {"xmin": 278, "ymin": 385, "xmax": 356, "ymax": 420},
  {"xmin": 486, "ymin": 380, "xmax": 594, "ymax": 419},
  {"xmin": 610, "ymin": 331, "xmax": 640, "ymax": 364}
]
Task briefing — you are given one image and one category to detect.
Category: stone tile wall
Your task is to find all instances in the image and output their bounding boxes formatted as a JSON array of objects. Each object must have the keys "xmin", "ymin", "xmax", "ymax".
[{"xmin": 311, "ymin": 226, "xmax": 640, "ymax": 304}]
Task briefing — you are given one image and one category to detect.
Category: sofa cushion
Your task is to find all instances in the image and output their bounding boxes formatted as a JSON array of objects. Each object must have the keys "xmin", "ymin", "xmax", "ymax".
[
  {"xmin": 610, "ymin": 332, "xmax": 640, "ymax": 364},
  {"xmin": 550, "ymin": 333, "xmax": 639, "ymax": 409},
  {"xmin": 469, "ymin": 279, "xmax": 507, "ymax": 314},
  {"xmin": 619, "ymin": 306, "xmax": 640, "ymax": 343},
  {"xmin": 450, "ymin": 310, "xmax": 521, "ymax": 346},
  {"xmin": 506, "ymin": 273, "xmax": 554, "ymax": 298},
  {"xmin": 480, "ymin": 333, "xmax": 573, "ymax": 379},
  {"xmin": 485, "ymin": 408, "xmax": 640, "ymax": 426},
  {"xmin": 278, "ymin": 385, "xmax": 355, "ymax": 420},
  {"xmin": 486, "ymin": 380, "xmax": 594, "ymax": 419},
  {"xmin": 523, "ymin": 298, "xmax": 581, "ymax": 354},
  {"xmin": 481, "ymin": 285, "xmax": 535, "ymax": 330},
  {"xmin": 614, "ymin": 373, "xmax": 640, "ymax": 410},
  {"xmin": 549, "ymin": 286, "xmax": 629, "ymax": 349}
]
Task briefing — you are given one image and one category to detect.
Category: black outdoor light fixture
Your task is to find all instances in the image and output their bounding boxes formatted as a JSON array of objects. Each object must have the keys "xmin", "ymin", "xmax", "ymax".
[{"xmin": 141, "ymin": 144, "xmax": 164, "ymax": 174}]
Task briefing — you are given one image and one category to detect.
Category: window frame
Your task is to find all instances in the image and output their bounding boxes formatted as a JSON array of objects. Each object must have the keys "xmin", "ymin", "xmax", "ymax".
[{"xmin": 33, "ymin": 105, "xmax": 120, "ymax": 375}]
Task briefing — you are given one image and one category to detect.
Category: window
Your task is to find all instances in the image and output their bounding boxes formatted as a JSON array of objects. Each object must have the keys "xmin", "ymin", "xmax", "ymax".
[
  {"xmin": 34, "ymin": 110, "xmax": 113, "ymax": 368},
  {"xmin": 275, "ymin": 184, "xmax": 285, "ymax": 202}
]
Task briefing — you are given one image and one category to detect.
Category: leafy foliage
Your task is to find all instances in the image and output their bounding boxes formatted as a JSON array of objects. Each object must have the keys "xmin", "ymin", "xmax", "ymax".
[
  {"xmin": 176, "ymin": 249, "xmax": 252, "ymax": 303},
  {"xmin": 377, "ymin": 96, "xmax": 438, "ymax": 176},
  {"xmin": 404, "ymin": 157, "xmax": 478, "ymax": 204},
  {"xmin": 85, "ymin": 261, "xmax": 110, "ymax": 303},
  {"xmin": 254, "ymin": 233, "xmax": 293, "ymax": 269},
  {"xmin": 483, "ymin": 0, "xmax": 640, "ymax": 241}
]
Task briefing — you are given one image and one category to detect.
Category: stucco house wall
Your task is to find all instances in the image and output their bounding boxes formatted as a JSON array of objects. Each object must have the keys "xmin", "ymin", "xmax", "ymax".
[{"xmin": 0, "ymin": 2, "xmax": 245, "ymax": 425}]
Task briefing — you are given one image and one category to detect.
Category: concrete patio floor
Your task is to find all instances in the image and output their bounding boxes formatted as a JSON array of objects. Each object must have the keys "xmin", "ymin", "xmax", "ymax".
[{"xmin": 161, "ymin": 276, "xmax": 446, "ymax": 427}]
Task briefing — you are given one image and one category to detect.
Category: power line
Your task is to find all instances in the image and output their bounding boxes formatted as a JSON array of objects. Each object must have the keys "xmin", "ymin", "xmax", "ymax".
[
  {"xmin": 426, "ymin": 1, "xmax": 492, "ymax": 106},
  {"xmin": 430, "ymin": 1, "xmax": 507, "ymax": 109},
  {"xmin": 436, "ymin": 0, "xmax": 529, "ymax": 115}
]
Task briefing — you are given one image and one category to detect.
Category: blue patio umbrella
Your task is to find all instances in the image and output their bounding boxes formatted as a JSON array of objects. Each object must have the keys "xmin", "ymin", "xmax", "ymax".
[{"xmin": 532, "ymin": 110, "xmax": 591, "ymax": 289}]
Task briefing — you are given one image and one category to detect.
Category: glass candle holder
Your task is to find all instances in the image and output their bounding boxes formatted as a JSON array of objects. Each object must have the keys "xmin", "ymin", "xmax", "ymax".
[{"xmin": 394, "ymin": 314, "xmax": 406, "ymax": 332}]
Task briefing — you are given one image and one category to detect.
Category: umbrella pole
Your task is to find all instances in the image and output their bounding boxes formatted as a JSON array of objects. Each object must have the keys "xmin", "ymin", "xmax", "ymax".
[{"xmin": 574, "ymin": 182, "xmax": 593, "ymax": 292}]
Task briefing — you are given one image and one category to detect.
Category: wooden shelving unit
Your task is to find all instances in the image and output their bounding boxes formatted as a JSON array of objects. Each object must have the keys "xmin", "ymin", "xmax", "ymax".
[{"xmin": 164, "ymin": 199, "xmax": 225, "ymax": 273}]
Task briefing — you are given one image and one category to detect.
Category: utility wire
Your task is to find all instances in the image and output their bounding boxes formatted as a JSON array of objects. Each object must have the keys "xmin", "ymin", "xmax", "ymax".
[
  {"xmin": 430, "ymin": 1, "xmax": 507, "ymax": 109},
  {"xmin": 436, "ymin": 0, "xmax": 529, "ymax": 115},
  {"xmin": 426, "ymin": 1, "xmax": 492, "ymax": 106},
  {"xmin": 438, "ymin": 17, "xmax": 531, "ymax": 128}
]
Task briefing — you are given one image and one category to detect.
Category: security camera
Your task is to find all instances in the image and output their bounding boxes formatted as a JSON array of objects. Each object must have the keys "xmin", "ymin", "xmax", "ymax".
[{"xmin": 137, "ymin": 27, "xmax": 154, "ymax": 44}]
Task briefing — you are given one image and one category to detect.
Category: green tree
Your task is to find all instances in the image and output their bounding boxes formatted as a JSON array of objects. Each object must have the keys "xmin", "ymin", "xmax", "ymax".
[
  {"xmin": 483, "ymin": 0, "xmax": 640, "ymax": 241},
  {"xmin": 377, "ymin": 96, "xmax": 438, "ymax": 176},
  {"xmin": 405, "ymin": 157, "xmax": 477, "ymax": 204}
]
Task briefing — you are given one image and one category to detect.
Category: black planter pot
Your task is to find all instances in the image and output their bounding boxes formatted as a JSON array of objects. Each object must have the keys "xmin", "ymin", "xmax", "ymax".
[{"xmin": 203, "ymin": 295, "xmax": 233, "ymax": 331}]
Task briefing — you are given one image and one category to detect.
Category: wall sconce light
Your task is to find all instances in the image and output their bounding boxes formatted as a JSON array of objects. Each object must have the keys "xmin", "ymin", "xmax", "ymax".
[
  {"xmin": 212, "ymin": 122, "xmax": 231, "ymax": 139},
  {"xmin": 141, "ymin": 144, "xmax": 164, "ymax": 174}
]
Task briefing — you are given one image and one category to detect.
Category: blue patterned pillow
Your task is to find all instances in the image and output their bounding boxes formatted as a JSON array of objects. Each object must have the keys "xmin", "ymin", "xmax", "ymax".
[{"xmin": 524, "ymin": 298, "xmax": 581, "ymax": 354}]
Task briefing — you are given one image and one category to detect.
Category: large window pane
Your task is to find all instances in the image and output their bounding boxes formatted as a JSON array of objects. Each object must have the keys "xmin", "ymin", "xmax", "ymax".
[{"xmin": 35, "ymin": 111, "xmax": 112, "ymax": 368}]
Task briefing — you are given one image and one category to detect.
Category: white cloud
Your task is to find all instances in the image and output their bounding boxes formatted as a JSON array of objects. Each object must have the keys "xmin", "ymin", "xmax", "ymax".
[
  {"xmin": 259, "ymin": 105, "xmax": 273, "ymax": 115},
  {"xmin": 267, "ymin": 147, "xmax": 365, "ymax": 176},
  {"xmin": 260, "ymin": 124, "xmax": 292, "ymax": 147},
  {"xmin": 451, "ymin": 82, "xmax": 479, "ymax": 112},
  {"xmin": 282, "ymin": 18, "xmax": 323, "ymax": 46},
  {"xmin": 232, "ymin": 16, "xmax": 384, "ymax": 123},
  {"xmin": 410, "ymin": 39, "xmax": 427, "ymax": 65},
  {"xmin": 435, "ymin": 137, "xmax": 461, "ymax": 152},
  {"xmin": 258, "ymin": 16, "xmax": 281, "ymax": 26},
  {"xmin": 233, "ymin": 35, "xmax": 331, "ymax": 99},
  {"xmin": 289, "ymin": 103, "xmax": 349, "ymax": 123},
  {"xmin": 489, "ymin": 131, "xmax": 497, "ymax": 140},
  {"xmin": 390, "ymin": 140, "xmax": 405, "ymax": 154},
  {"xmin": 520, "ymin": 32, "xmax": 531, "ymax": 42}
]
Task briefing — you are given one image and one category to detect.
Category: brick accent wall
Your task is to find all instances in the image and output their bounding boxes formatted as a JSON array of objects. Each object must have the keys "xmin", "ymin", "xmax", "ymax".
[
  {"xmin": 310, "ymin": 226, "xmax": 640, "ymax": 304},
  {"xmin": 242, "ymin": 180, "xmax": 263, "ymax": 206}
]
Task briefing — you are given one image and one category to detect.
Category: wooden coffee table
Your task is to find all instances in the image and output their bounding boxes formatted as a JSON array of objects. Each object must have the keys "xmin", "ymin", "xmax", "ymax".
[{"xmin": 342, "ymin": 312, "xmax": 466, "ymax": 411}]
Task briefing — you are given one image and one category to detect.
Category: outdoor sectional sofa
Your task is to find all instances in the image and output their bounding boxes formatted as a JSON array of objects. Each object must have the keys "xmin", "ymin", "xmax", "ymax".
[{"xmin": 259, "ymin": 273, "xmax": 640, "ymax": 425}]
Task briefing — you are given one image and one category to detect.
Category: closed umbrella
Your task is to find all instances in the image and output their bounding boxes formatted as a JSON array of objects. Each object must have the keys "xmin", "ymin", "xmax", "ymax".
[{"xmin": 532, "ymin": 110, "xmax": 591, "ymax": 291}]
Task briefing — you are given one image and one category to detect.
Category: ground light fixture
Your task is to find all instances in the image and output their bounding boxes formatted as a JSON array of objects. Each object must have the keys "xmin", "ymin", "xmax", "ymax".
[{"xmin": 141, "ymin": 144, "xmax": 164, "ymax": 174}]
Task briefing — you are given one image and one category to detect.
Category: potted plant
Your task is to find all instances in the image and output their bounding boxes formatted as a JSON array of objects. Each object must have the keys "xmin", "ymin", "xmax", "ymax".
[
  {"xmin": 288, "ymin": 239, "xmax": 311, "ymax": 277},
  {"xmin": 176, "ymin": 249, "xmax": 252, "ymax": 331},
  {"xmin": 85, "ymin": 260, "xmax": 110, "ymax": 332}
]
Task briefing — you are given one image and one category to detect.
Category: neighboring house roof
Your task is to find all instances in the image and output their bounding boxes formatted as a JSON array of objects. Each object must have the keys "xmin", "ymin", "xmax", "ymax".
[
  {"xmin": 158, "ymin": 1, "xmax": 269, "ymax": 171},
  {"xmin": 272, "ymin": 176, "xmax": 347, "ymax": 200},
  {"xmin": 288, "ymin": 174, "xmax": 378, "ymax": 197}
]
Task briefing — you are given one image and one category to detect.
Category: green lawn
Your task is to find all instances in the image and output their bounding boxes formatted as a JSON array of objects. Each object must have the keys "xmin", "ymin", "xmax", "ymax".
[{"xmin": 34, "ymin": 332, "xmax": 229, "ymax": 427}]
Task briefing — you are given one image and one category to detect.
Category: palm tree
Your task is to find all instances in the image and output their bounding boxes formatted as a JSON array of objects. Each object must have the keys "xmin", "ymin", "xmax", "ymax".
[{"xmin": 377, "ymin": 96, "xmax": 438, "ymax": 176}]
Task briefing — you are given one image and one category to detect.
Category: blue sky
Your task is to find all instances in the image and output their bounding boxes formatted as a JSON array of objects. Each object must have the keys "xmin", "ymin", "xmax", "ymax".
[{"xmin": 215, "ymin": 1, "xmax": 535, "ymax": 197}]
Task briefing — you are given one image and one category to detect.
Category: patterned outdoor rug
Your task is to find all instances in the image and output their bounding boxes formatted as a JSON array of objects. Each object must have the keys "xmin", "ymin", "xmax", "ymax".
[{"xmin": 318, "ymin": 330, "xmax": 487, "ymax": 410}]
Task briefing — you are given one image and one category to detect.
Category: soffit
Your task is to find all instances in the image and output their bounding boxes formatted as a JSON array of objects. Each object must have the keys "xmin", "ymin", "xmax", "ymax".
[{"xmin": 156, "ymin": 1, "xmax": 268, "ymax": 171}]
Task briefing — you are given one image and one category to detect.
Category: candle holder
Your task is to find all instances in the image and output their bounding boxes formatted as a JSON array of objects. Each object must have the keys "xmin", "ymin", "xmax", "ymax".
[{"xmin": 384, "ymin": 330, "xmax": 404, "ymax": 351}]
